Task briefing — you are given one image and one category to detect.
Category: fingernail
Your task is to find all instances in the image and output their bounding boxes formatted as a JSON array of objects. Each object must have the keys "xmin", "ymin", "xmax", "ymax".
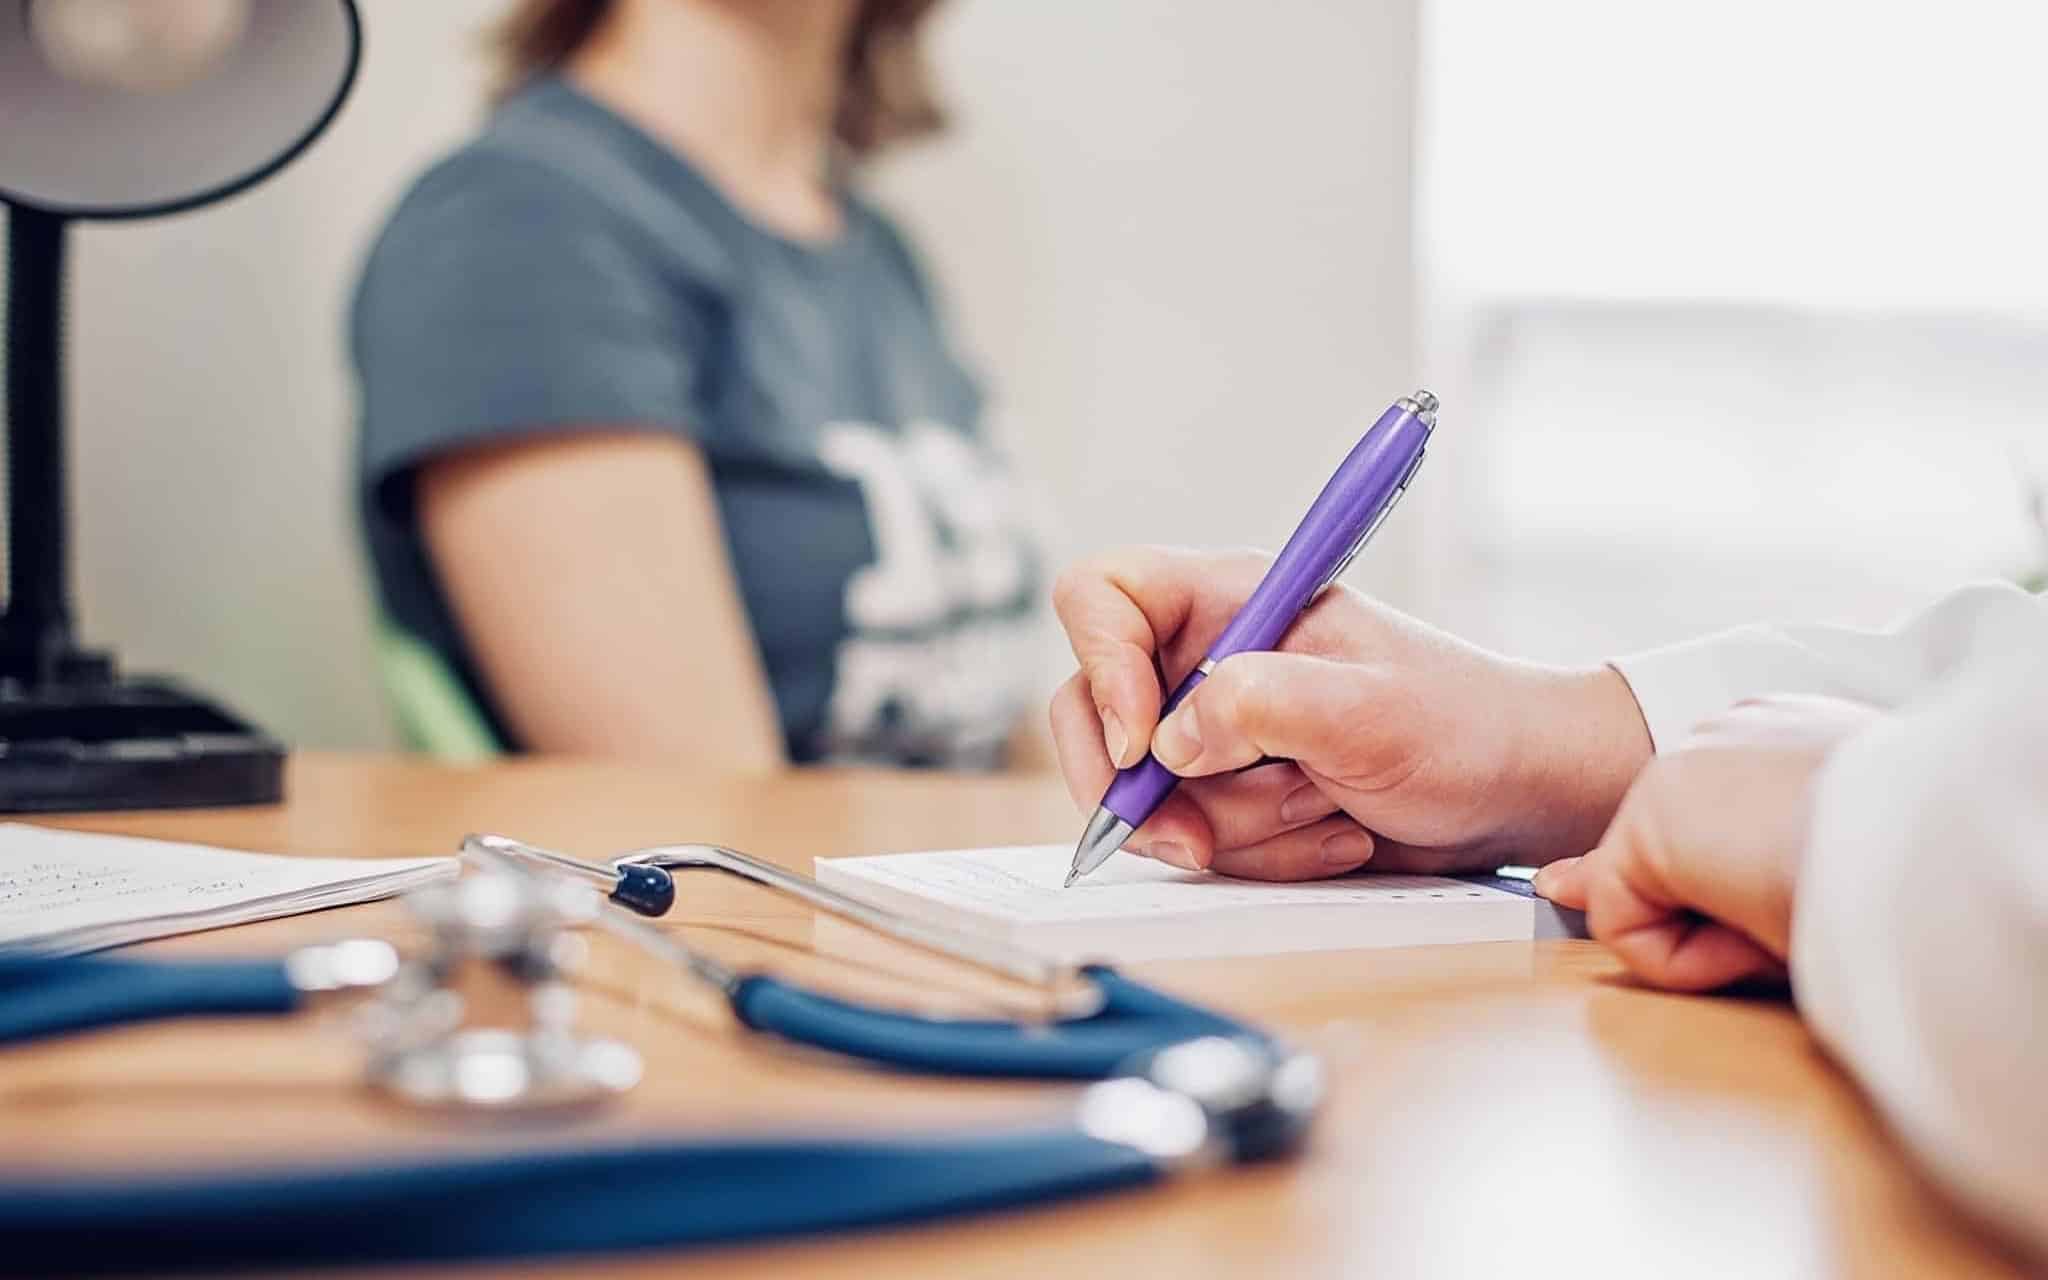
[
  {"xmin": 1147, "ymin": 841, "xmax": 1200, "ymax": 872},
  {"xmin": 1152, "ymin": 704, "xmax": 1201, "ymax": 770},
  {"xmin": 1320, "ymin": 830, "xmax": 1372, "ymax": 868},
  {"xmin": 1533, "ymin": 858, "xmax": 1576, "ymax": 897},
  {"xmin": 1100, "ymin": 708, "xmax": 1127, "ymax": 765},
  {"xmin": 1280, "ymin": 783, "xmax": 1327, "ymax": 824}
]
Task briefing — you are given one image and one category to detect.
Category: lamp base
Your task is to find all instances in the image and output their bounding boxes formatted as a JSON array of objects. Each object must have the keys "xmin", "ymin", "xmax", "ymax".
[{"xmin": 0, "ymin": 674, "xmax": 284, "ymax": 813}]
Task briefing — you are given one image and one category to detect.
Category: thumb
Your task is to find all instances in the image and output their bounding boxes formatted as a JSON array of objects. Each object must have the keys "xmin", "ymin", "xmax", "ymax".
[{"xmin": 1149, "ymin": 652, "xmax": 1404, "ymax": 781}]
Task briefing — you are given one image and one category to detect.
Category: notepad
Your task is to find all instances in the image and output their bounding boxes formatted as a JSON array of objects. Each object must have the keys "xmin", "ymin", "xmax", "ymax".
[
  {"xmin": 0, "ymin": 823, "xmax": 455, "ymax": 955},
  {"xmin": 815, "ymin": 845, "xmax": 1564, "ymax": 965}
]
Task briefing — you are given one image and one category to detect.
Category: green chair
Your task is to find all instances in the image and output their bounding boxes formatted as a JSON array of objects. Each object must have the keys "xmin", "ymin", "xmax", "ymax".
[{"xmin": 372, "ymin": 621, "xmax": 502, "ymax": 762}]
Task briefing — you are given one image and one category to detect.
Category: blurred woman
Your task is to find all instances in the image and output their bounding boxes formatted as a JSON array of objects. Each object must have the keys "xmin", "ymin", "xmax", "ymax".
[{"xmin": 352, "ymin": 0, "xmax": 1039, "ymax": 769}]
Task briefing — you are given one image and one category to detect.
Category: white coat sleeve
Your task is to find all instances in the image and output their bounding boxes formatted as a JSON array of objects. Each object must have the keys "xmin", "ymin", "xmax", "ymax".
[
  {"xmin": 1609, "ymin": 582, "xmax": 2048, "ymax": 751},
  {"xmin": 1789, "ymin": 653, "xmax": 2048, "ymax": 1259}
]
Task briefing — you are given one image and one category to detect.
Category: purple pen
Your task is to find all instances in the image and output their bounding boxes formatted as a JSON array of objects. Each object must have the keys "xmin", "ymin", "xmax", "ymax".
[{"xmin": 1063, "ymin": 389, "xmax": 1438, "ymax": 886}]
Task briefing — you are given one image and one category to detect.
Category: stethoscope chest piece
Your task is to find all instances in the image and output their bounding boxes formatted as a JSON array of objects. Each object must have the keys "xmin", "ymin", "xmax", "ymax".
[
  {"xmin": 370, "ymin": 1025, "xmax": 642, "ymax": 1110},
  {"xmin": 363, "ymin": 867, "xmax": 642, "ymax": 1110}
]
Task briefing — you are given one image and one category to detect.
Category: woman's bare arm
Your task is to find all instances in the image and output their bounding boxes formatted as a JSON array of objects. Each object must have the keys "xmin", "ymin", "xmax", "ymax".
[{"xmin": 417, "ymin": 430, "xmax": 785, "ymax": 771}]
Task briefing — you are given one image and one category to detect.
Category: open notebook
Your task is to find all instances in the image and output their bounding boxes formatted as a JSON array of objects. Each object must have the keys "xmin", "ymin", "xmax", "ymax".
[
  {"xmin": 816, "ymin": 845, "xmax": 1577, "ymax": 966},
  {"xmin": 0, "ymin": 823, "xmax": 455, "ymax": 955}
]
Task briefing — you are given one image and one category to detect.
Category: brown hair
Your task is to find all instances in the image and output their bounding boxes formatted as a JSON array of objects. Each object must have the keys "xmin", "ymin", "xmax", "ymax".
[{"xmin": 492, "ymin": 0, "xmax": 947, "ymax": 157}]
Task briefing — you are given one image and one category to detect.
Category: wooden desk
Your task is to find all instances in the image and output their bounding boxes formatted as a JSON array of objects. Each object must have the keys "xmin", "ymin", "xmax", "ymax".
[{"xmin": 1, "ymin": 755, "xmax": 2022, "ymax": 1278}]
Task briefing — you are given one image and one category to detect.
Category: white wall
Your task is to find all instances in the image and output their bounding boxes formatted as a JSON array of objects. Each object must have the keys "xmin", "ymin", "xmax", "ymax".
[
  {"xmin": 873, "ymin": 1, "xmax": 1420, "ymax": 582},
  {"xmin": 1413, "ymin": 0, "xmax": 2048, "ymax": 658},
  {"xmin": 58, "ymin": 0, "xmax": 1418, "ymax": 749},
  {"xmin": 67, "ymin": 0, "xmax": 502, "ymax": 749}
]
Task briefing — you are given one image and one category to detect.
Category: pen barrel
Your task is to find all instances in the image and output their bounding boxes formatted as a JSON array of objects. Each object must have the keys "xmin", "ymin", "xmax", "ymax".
[
  {"xmin": 1207, "ymin": 400, "xmax": 1430, "ymax": 660},
  {"xmin": 1098, "ymin": 399, "xmax": 1432, "ymax": 832},
  {"xmin": 1099, "ymin": 676, "xmax": 1210, "ymax": 826}
]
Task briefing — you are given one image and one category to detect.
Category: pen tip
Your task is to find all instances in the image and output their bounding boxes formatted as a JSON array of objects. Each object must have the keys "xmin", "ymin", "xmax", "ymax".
[{"xmin": 1062, "ymin": 868, "xmax": 1079, "ymax": 889}]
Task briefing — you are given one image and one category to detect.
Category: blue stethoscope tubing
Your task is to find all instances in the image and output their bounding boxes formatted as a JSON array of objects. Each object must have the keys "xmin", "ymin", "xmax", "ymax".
[
  {"xmin": 0, "ymin": 845, "xmax": 1314, "ymax": 1273},
  {"xmin": 0, "ymin": 949, "xmax": 1264, "ymax": 1081},
  {"xmin": 0, "ymin": 952, "xmax": 1299, "ymax": 1275},
  {"xmin": 0, "ymin": 950, "xmax": 300, "ymax": 1046},
  {"xmin": 0, "ymin": 1127, "xmax": 1163, "ymax": 1275},
  {"xmin": 731, "ymin": 964, "xmax": 1254, "ymax": 1077}
]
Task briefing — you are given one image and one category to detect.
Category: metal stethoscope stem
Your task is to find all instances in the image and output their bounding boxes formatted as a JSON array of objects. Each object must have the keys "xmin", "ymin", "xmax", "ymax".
[
  {"xmin": 464, "ymin": 833, "xmax": 1084, "ymax": 998},
  {"xmin": 457, "ymin": 833, "xmax": 1290, "ymax": 1081}
]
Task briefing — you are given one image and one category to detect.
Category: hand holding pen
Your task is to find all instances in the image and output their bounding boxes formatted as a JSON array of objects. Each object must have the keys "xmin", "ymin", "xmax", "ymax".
[{"xmin": 1047, "ymin": 395, "xmax": 1656, "ymax": 883}]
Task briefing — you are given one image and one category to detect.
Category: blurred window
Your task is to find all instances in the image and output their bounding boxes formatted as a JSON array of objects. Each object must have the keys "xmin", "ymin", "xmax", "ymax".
[{"xmin": 1419, "ymin": 0, "xmax": 2048, "ymax": 659}]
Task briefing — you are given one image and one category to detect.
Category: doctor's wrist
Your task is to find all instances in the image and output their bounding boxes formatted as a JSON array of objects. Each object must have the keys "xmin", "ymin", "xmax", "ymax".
[{"xmin": 1507, "ymin": 664, "xmax": 1655, "ymax": 864}]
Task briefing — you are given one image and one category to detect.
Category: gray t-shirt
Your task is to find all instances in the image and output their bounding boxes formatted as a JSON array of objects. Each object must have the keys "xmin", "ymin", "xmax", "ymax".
[{"xmin": 353, "ymin": 78, "xmax": 1040, "ymax": 765}]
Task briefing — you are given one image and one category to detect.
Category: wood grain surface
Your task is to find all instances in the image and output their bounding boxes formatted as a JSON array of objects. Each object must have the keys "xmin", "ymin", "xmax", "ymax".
[{"xmin": 1, "ymin": 754, "xmax": 2023, "ymax": 1278}]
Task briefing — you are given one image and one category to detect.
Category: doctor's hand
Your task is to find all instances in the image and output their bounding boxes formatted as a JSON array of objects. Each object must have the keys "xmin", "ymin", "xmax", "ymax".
[
  {"xmin": 1534, "ymin": 695, "xmax": 1884, "ymax": 991},
  {"xmin": 1047, "ymin": 547, "xmax": 1653, "ymax": 881}
]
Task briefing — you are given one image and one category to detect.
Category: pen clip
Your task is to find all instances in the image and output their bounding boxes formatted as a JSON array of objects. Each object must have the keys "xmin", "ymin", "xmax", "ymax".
[{"xmin": 1315, "ymin": 448, "xmax": 1427, "ymax": 595}]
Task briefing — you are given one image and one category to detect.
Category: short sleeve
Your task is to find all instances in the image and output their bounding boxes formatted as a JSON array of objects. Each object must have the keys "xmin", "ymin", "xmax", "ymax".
[{"xmin": 351, "ymin": 147, "xmax": 708, "ymax": 514}]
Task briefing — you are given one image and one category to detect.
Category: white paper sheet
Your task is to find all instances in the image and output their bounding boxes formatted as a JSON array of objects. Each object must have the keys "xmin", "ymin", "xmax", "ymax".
[{"xmin": 0, "ymin": 824, "xmax": 455, "ymax": 954}]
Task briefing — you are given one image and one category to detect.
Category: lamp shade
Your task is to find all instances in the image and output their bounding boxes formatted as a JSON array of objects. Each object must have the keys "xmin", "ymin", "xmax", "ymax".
[{"xmin": 0, "ymin": 0, "xmax": 360, "ymax": 219}]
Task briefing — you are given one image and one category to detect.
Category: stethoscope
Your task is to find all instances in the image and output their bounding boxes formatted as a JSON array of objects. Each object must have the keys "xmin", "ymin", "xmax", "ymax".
[
  {"xmin": 493, "ymin": 834, "xmax": 1275, "ymax": 1077},
  {"xmin": 0, "ymin": 834, "xmax": 1320, "ymax": 1275}
]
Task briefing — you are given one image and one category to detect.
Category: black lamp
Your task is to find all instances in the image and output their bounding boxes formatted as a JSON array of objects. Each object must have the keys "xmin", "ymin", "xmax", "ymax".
[{"xmin": 0, "ymin": 0, "xmax": 361, "ymax": 811}]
